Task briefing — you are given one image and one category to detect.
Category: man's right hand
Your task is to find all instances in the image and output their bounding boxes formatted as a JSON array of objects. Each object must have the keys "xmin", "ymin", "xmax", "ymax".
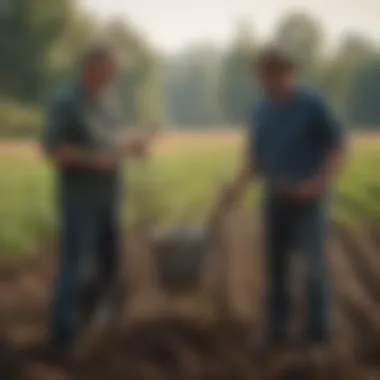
[
  {"xmin": 216, "ymin": 157, "xmax": 255, "ymax": 215},
  {"xmin": 127, "ymin": 136, "xmax": 149, "ymax": 157},
  {"xmin": 94, "ymin": 154, "xmax": 120, "ymax": 171},
  {"xmin": 120, "ymin": 131, "xmax": 156, "ymax": 158},
  {"xmin": 216, "ymin": 181, "xmax": 239, "ymax": 215}
]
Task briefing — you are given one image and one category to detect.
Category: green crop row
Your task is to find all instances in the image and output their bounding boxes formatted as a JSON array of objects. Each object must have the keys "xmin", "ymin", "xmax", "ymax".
[{"xmin": 0, "ymin": 148, "xmax": 379, "ymax": 260}]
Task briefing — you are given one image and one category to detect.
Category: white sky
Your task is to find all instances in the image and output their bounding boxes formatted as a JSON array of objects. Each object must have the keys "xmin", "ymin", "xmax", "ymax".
[{"xmin": 80, "ymin": 0, "xmax": 380, "ymax": 53}]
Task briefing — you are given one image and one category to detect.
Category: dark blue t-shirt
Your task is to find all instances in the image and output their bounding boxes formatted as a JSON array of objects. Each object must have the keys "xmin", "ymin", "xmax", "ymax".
[{"xmin": 249, "ymin": 88, "xmax": 346, "ymax": 195}]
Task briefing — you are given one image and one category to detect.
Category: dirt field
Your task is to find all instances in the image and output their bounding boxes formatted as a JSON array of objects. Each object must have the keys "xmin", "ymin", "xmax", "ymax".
[
  {"xmin": 1, "ymin": 212, "xmax": 380, "ymax": 380},
  {"xmin": 0, "ymin": 131, "xmax": 241, "ymax": 161},
  {"xmin": 1, "ymin": 130, "xmax": 380, "ymax": 379},
  {"xmin": 0, "ymin": 130, "xmax": 379, "ymax": 161}
]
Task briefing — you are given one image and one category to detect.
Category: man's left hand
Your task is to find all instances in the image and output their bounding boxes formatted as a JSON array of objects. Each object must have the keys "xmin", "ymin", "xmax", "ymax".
[
  {"xmin": 128, "ymin": 136, "xmax": 150, "ymax": 157},
  {"xmin": 282, "ymin": 175, "xmax": 326, "ymax": 202}
]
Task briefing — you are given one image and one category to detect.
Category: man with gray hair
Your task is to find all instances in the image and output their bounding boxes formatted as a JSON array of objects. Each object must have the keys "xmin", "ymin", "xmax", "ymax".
[
  {"xmin": 218, "ymin": 45, "xmax": 347, "ymax": 361},
  {"xmin": 42, "ymin": 45, "xmax": 149, "ymax": 356}
]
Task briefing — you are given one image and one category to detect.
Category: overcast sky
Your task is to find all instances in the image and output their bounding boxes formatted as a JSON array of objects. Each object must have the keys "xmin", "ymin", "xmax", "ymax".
[{"xmin": 80, "ymin": 0, "xmax": 380, "ymax": 53}]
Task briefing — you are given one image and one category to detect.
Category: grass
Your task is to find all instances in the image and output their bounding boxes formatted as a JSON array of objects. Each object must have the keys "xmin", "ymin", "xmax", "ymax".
[{"xmin": 0, "ymin": 134, "xmax": 380, "ymax": 260}]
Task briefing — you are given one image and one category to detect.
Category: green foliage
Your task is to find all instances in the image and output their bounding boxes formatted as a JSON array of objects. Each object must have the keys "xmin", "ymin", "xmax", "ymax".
[
  {"xmin": 164, "ymin": 43, "xmax": 223, "ymax": 126},
  {"xmin": 0, "ymin": 3, "xmax": 164, "ymax": 131},
  {"xmin": 346, "ymin": 57, "xmax": 380, "ymax": 126},
  {"xmin": 219, "ymin": 20, "xmax": 257, "ymax": 126},
  {"xmin": 1, "ymin": 3, "xmax": 380, "ymax": 132},
  {"xmin": 0, "ymin": 100, "xmax": 43, "ymax": 137},
  {"xmin": 104, "ymin": 20, "xmax": 164, "ymax": 127},
  {"xmin": 0, "ymin": 146, "xmax": 379, "ymax": 260},
  {"xmin": 162, "ymin": 13, "xmax": 380, "ymax": 128},
  {"xmin": 46, "ymin": 12, "xmax": 98, "ymax": 95},
  {"xmin": 0, "ymin": 160, "xmax": 53, "ymax": 259},
  {"xmin": 320, "ymin": 35, "xmax": 378, "ymax": 117},
  {"xmin": 0, "ymin": 0, "xmax": 73, "ymax": 103}
]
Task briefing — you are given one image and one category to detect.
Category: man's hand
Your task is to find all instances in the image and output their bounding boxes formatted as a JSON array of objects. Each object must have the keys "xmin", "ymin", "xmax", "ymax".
[
  {"xmin": 217, "ymin": 166, "xmax": 254, "ymax": 215},
  {"xmin": 94, "ymin": 154, "xmax": 120, "ymax": 171},
  {"xmin": 217, "ymin": 181, "xmax": 240, "ymax": 213},
  {"xmin": 45, "ymin": 145, "xmax": 120, "ymax": 171},
  {"xmin": 132, "ymin": 135, "xmax": 151, "ymax": 157},
  {"xmin": 282, "ymin": 175, "xmax": 326, "ymax": 202},
  {"xmin": 216, "ymin": 151, "xmax": 256, "ymax": 215},
  {"xmin": 281, "ymin": 146, "xmax": 346, "ymax": 202},
  {"xmin": 120, "ymin": 131, "xmax": 156, "ymax": 158}
]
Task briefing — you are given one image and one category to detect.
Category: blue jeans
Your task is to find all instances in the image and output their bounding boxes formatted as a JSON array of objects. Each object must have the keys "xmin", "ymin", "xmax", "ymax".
[
  {"xmin": 51, "ymin": 196, "xmax": 121, "ymax": 349},
  {"xmin": 263, "ymin": 196, "xmax": 330, "ymax": 345}
]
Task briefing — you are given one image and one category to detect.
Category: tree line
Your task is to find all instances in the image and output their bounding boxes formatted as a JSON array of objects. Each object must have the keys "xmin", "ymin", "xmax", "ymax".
[
  {"xmin": 166, "ymin": 15, "xmax": 380, "ymax": 129},
  {"xmin": 1, "ymin": 1, "xmax": 380, "ymax": 136},
  {"xmin": 0, "ymin": 0, "xmax": 163, "ymax": 136}
]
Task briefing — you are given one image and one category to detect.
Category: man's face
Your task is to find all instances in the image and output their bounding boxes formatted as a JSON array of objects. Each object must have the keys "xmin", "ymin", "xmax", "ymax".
[
  {"xmin": 258, "ymin": 65, "xmax": 292, "ymax": 95},
  {"xmin": 86, "ymin": 57, "xmax": 116, "ymax": 90}
]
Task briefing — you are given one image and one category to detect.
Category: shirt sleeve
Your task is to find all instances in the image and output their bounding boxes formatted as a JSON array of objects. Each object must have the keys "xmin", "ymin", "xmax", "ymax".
[
  {"xmin": 313, "ymin": 96, "xmax": 347, "ymax": 150},
  {"xmin": 42, "ymin": 98, "xmax": 74, "ymax": 151}
]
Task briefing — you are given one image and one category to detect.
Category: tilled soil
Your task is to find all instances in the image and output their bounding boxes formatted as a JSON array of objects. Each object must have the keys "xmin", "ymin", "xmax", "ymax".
[{"xmin": 1, "ymin": 214, "xmax": 380, "ymax": 380}]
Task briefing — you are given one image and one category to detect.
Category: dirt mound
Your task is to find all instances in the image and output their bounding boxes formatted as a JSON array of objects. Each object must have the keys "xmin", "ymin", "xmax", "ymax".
[{"xmin": 0, "ymin": 317, "xmax": 374, "ymax": 380}]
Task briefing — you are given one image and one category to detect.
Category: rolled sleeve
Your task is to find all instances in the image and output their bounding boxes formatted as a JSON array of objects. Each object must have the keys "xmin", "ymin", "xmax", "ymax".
[{"xmin": 314, "ymin": 97, "xmax": 347, "ymax": 150}]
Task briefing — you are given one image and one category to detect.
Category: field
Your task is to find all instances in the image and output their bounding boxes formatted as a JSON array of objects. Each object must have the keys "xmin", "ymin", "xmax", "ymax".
[
  {"xmin": 1, "ymin": 131, "xmax": 380, "ymax": 379},
  {"xmin": 0, "ymin": 131, "xmax": 379, "ymax": 259}
]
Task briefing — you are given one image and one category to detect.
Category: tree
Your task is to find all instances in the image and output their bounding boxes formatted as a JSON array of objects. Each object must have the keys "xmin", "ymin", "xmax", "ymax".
[
  {"xmin": 46, "ymin": 12, "xmax": 98, "ymax": 98},
  {"xmin": 320, "ymin": 34, "xmax": 377, "ymax": 119},
  {"xmin": 346, "ymin": 57, "xmax": 380, "ymax": 127},
  {"xmin": 219, "ymin": 19, "xmax": 257, "ymax": 126},
  {"xmin": 0, "ymin": 0, "xmax": 74, "ymax": 103},
  {"xmin": 104, "ymin": 19, "xmax": 164, "ymax": 127},
  {"xmin": 164, "ymin": 43, "xmax": 223, "ymax": 126}
]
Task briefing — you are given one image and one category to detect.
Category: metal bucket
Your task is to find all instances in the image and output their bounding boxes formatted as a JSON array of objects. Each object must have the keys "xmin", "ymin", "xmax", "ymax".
[
  {"xmin": 129, "ymin": 156, "xmax": 223, "ymax": 294},
  {"xmin": 151, "ymin": 226, "xmax": 213, "ymax": 293}
]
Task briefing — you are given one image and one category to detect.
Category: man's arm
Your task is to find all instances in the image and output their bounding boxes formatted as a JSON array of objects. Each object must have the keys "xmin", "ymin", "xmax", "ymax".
[
  {"xmin": 287, "ymin": 97, "xmax": 348, "ymax": 200},
  {"xmin": 44, "ymin": 145, "xmax": 118, "ymax": 170},
  {"xmin": 42, "ymin": 99, "xmax": 118, "ymax": 170},
  {"xmin": 118, "ymin": 128, "xmax": 158, "ymax": 158},
  {"xmin": 288, "ymin": 145, "xmax": 346, "ymax": 201},
  {"xmin": 315, "ymin": 94, "xmax": 348, "ymax": 183},
  {"xmin": 226, "ymin": 153, "xmax": 256, "ymax": 200},
  {"xmin": 317, "ymin": 143, "xmax": 347, "ymax": 185},
  {"xmin": 217, "ymin": 130, "xmax": 257, "ymax": 211}
]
